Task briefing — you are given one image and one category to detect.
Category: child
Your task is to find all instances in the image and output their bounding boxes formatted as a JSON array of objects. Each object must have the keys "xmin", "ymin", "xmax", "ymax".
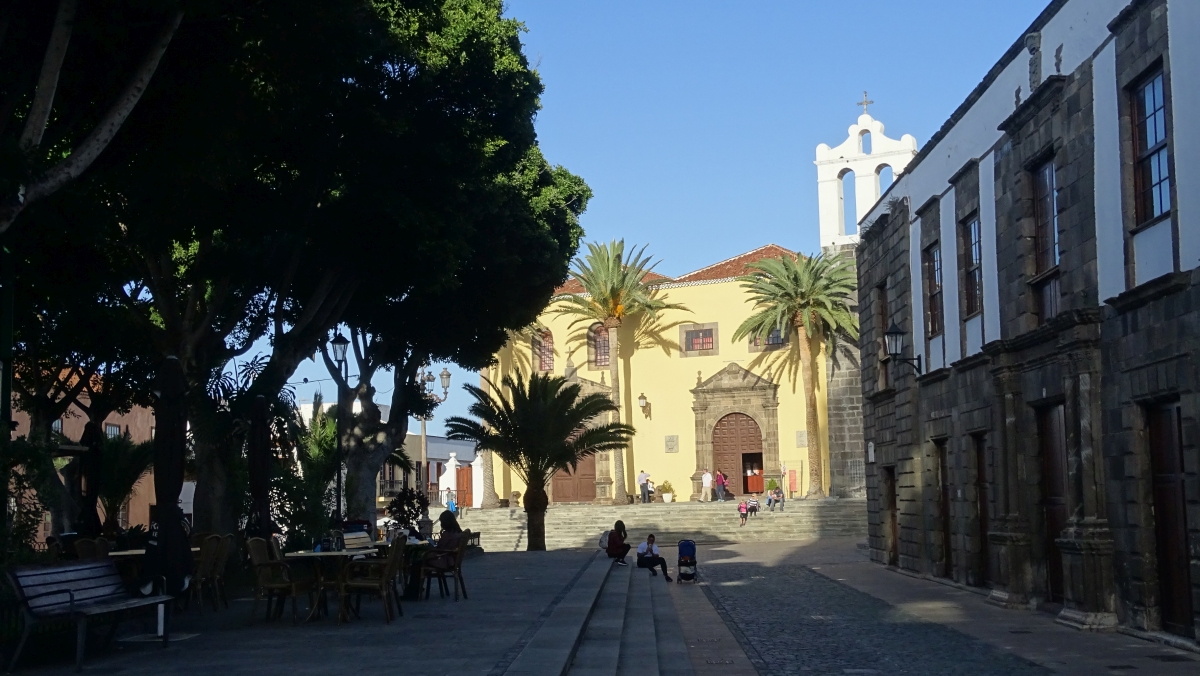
[
  {"xmin": 747, "ymin": 495, "xmax": 760, "ymax": 517},
  {"xmin": 738, "ymin": 500, "xmax": 748, "ymax": 526}
]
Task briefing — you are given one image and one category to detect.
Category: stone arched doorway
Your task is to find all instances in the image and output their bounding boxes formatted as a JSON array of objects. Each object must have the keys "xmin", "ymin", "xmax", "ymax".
[{"xmin": 713, "ymin": 413, "xmax": 764, "ymax": 496}]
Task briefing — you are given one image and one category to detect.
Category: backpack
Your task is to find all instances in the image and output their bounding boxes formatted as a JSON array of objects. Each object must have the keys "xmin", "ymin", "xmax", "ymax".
[{"xmin": 598, "ymin": 530, "xmax": 611, "ymax": 550}]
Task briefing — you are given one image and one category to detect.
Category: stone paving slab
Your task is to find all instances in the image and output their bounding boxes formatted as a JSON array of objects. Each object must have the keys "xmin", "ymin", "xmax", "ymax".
[
  {"xmin": 503, "ymin": 552, "xmax": 609, "ymax": 676},
  {"xmin": 699, "ymin": 538, "xmax": 1200, "ymax": 676},
  {"xmin": 18, "ymin": 550, "xmax": 594, "ymax": 676}
]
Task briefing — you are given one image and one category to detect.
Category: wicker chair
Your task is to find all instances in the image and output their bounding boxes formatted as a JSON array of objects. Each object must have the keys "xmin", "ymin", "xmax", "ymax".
[
  {"xmin": 188, "ymin": 534, "xmax": 222, "ymax": 612},
  {"xmin": 212, "ymin": 534, "xmax": 235, "ymax": 609},
  {"xmin": 93, "ymin": 537, "xmax": 111, "ymax": 558},
  {"xmin": 337, "ymin": 541, "xmax": 406, "ymax": 623},
  {"xmin": 247, "ymin": 537, "xmax": 313, "ymax": 623},
  {"xmin": 421, "ymin": 530, "xmax": 470, "ymax": 601}
]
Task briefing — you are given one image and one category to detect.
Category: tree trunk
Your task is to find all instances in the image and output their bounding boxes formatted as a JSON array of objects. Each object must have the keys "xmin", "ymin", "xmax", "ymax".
[
  {"xmin": 606, "ymin": 324, "xmax": 627, "ymax": 503},
  {"xmin": 191, "ymin": 439, "xmax": 234, "ymax": 533},
  {"xmin": 797, "ymin": 323, "xmax": 824, "ymax": 498},
  {"xmin": 480, "ymin": 449, "xmax": 500, "ymax": 508},
  {"xmin": 524, "ymin": 482, "xmax": 549, "ymax": 551}
]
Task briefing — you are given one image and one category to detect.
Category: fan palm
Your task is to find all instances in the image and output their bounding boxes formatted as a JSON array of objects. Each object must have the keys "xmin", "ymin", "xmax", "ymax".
[
  {"xmin": 96, "ymin": 435, "xmax": 154, "ymax": 532},
  {"xmin": 553, "ymin": 240, "xmax": 686, "ymax": 502},
  {"xmin": 445, "ymin": 371, "xmax": 635, "ymax": 550},
  {"xmin": 732, "ymin": 253, "xmax": 858, "ymax": 498}
]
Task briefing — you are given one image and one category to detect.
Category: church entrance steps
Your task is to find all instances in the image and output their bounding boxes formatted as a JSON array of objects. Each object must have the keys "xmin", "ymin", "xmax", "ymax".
[{"xmin": 460, "ymin": 499, "xmax": 867, "ymax": 552}]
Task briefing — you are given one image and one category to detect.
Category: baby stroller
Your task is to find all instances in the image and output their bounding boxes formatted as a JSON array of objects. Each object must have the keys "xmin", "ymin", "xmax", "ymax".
[{"xmin": 676, "ymin": 539, "xmax": 698, "ymax": 583}]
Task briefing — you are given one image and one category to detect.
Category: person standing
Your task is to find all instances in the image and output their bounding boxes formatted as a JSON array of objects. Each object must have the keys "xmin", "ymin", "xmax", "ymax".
[
  {"xmin": 637, "ymin": 470, "xmax": 651, "ymax": 504},
  {"xmin": 715, "ymin": 470, "xmax": 727, "ymax": 502},
  {"xmin": 738, "ymin": 500, "xmax": 748, "ymax": 526},
  {"xmin": 636, "ymin": 534, "xmax": 671, "ymax": 581},
  {"xmin": 701, "ymin": 468, "xmax": 713, "ymax": 502}
]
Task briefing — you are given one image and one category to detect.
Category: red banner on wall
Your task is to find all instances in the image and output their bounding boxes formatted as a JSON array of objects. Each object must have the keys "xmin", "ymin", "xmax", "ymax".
[{"xmin": 788, "ymin": 470, "xmax": 797, "ymax": 492}]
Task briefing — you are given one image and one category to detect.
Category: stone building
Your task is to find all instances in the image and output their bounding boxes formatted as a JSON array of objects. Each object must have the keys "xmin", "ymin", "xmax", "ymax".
[{"xmin": 857, "ymin": 0, "xmax": 1200, "ymax": 643}]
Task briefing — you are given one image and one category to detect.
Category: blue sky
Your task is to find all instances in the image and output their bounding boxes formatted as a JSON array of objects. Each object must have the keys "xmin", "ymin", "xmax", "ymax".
[{"xmin": 284, "ymin": 0, "xmax": 1051, "ymax": 433}]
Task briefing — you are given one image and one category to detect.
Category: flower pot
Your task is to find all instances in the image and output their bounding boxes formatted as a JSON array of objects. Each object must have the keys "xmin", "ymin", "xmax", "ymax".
[{"xmin": 662, "ymin": 493, "xmax": 674, "ymax": 503}]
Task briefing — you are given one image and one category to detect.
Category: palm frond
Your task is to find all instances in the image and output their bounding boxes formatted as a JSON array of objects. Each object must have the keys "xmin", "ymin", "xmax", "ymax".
[{"xmin": 552, "ymin": 239, "xmax": 689, "ymax": 327}]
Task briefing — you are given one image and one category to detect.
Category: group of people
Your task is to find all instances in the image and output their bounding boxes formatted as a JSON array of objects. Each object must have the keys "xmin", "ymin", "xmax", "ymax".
[{"xmin": 605, "ymin": 520, "xmax": 672, "ymax": 581}]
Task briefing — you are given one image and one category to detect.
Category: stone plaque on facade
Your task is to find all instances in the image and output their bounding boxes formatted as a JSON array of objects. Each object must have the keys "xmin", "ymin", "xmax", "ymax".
[
  {"xmin": 795, "ymin": 430, "xmax": 808, "ymax": 448},
  {"xmin": 664, "ymin": 435, "xmax": 679, "ymax": 453}
]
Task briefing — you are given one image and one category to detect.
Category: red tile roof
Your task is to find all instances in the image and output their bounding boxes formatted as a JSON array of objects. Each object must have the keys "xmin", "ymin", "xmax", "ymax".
[
  {"xmin": 553, "ymin": 270, "xmax": 672, "ymax": 296},
  {"xmin": 672, "ymin": 244, "xmax": 798, "ymax": 283}
]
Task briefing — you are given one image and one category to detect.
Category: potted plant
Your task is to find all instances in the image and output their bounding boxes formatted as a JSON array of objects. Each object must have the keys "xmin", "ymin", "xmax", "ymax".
[{"xmin": 659, "ymin": 480, "xmax": 676, "ymax": 503}]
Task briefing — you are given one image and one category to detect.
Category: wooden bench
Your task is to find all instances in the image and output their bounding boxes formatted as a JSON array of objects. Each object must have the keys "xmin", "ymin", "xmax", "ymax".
[{"xmin": 6, "ymin": 559, "xmax": 173, "ymax": 672}]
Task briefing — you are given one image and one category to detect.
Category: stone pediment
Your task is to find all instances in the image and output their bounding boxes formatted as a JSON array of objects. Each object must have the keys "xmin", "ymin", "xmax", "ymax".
[{"xmin": 692, "ymin": 362, "xmax": 776, "ymax": 393}]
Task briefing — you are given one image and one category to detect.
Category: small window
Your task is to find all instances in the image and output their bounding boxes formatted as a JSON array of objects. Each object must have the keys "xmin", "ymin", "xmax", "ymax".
[
  {"xmin": 750, "ymin": 328, "xmax": 787, "ymax": 349},
  {"xmin": 875, "ymin": 283, "xmax": 890, "ymax": 390},
  {"xmin": 51, "ymin": 419, "xmax": 63, "ymax": 435},
  {"xmin": 1133, "ymin": 71, "xmax": 1171, "ymax": 226},
  {"xmin": 961, "ymin": 217, "xmax": 983, "ymax": 317},
  {"xmin": 686, "ymin": 329, "xmax": 714, "ymax": 352},
  {"xmin": 105, "ymin": 423, "xmax": 121, "ymax": 439},
  {"xmin": 1032, "ymin": 160, "xmax": 1060, "ymax": 323},
  {"xmin": 924, "ymin": 244, "xmax": 944, "ymax": 337},
  {"xmin": 588, "ymin": 323, "xmax": 610, "ymax": 367},
  {"xmin": 532, "ymin": 330, "xmax": 554, "ymax": 372}
]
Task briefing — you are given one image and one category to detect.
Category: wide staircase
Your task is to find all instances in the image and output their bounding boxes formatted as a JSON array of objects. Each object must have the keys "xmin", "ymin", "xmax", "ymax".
[
  {"xmin": 501, "ymin": 554, "xmax": 697, "ymax": 676},
  {"xmin": 459, "ymin": 499, "xmax": 866, "ymax": 551}
]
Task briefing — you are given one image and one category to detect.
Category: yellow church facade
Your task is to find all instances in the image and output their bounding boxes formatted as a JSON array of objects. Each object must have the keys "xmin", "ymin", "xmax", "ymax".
[{"xmin": 487, "ymin": 244, "xmax": 832, "ymax": 505}]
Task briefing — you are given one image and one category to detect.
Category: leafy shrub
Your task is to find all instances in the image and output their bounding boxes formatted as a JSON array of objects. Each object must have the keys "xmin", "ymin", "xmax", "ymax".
[
  {"xmin": 386, "ymin": 488, "xmax": 429, "ymax": 531},
  {"xmin": 767, "ymin": 479, "xmax": 779, "ymax": 491},
  {"xmin": 658, "ymin": 480, "xmax": 676, "ymax": 495}
]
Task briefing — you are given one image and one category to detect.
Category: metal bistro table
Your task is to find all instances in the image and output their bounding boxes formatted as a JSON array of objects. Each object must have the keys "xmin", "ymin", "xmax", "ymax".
[{"xmin": 283, "ymin": 547, "xmax": 379, "ymax": 621}]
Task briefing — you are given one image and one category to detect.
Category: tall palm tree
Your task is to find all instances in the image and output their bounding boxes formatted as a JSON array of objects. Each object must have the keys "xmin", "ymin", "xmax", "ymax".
[
  {"xmin": 553, "ymin": 240, "xmax": 686, "ymax": 503},
  {"xmin": 732, "ymin": 253, "xmax": 858, "ymax": 498},
  {"xmin": 445, "ymin": 371, "xmax": 634, "ymax": 550}
]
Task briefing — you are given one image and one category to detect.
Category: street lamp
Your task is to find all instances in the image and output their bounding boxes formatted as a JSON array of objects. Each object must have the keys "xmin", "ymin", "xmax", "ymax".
[
  {"xmin": 884, "ymin": 323, "xmax": 922, "ymax": 375},
  {"xmin": 331, "ymin": 333, "xmax": 350, "ymax": 524},
  {"xmin": 416, "ymin": 364, "xmax": 451, "ymax": 538}
]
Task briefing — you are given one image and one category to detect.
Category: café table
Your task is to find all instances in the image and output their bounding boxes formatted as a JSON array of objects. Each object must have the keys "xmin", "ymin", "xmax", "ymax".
[{"xmin": 284, "ymin": 548, "xmax": 379, "ymax": 621}]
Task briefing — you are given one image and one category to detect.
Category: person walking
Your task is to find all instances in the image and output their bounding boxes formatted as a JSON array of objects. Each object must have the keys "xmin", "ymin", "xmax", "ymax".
[
  {"xmin": 747, "ymin": 495, "xmax": 760, "ymax": 517},
  {"xmin": 636, "ymin": 534, "xmax": 671, "ymax": 581},
  {"xmin": 638, "ymin": 470, "xmax": 651, "ymax": 504},
  {"xmin": 607, "ymin": 520, "xmax": 631, "ymax": 565},
  {"xmin": 738, "ymin": 500, "xmax": 748, "ymax": 526},
  {"xmin": 701, "ymin": 468, "xmax": 713, "ymax": 502},
  {"xmin": 715, "ymin": 470, "xmax": 727, "ymax": 502}
]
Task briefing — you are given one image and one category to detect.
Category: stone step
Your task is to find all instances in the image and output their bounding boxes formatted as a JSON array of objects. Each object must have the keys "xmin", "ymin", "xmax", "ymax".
[
  {"xmin": 502, "ymin": 553, "xmax": 612, "ymax": 676},
  {"xmin": 566, "ymin": 562, "xmax": 632, "ymax": 676},
  {"xmin": 617, "ymin": 566, "xmax": 659, "ymax": 676}
]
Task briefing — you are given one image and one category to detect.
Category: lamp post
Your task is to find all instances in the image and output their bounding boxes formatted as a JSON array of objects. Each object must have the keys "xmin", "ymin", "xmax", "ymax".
[
  {"xmin": 415, "ymin": 365, "xmax": 451, "ymax": 538},
  {"xmin": 884, "ymin": 323, "xmax": 923, "ymax": 375},
  {"xmin": 330, "ymin": 333, "xmax": 350, "ymax": 524}
]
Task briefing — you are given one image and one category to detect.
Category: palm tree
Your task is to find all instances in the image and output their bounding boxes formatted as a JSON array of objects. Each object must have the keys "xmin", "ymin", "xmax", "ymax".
[
  {"xmin": 732, "ymin": 252, "xmax": 858, "ymax": 498},
  {"xmin": 445, "ymin": 371, "xmax": 634, "ymax": 550},
  {"xmin": 96, "ymin": 435, "xmax": 154, "ymax": 532},
  {"xmin": 553, "ymin": 240, "xmax": 686, "ymax": 503}
]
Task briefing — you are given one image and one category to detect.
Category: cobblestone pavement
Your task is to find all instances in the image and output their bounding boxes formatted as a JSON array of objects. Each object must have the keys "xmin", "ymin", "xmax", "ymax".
[{"xmin": 699, "ymin": 542, "xmax": 1049, "ymax": 676}]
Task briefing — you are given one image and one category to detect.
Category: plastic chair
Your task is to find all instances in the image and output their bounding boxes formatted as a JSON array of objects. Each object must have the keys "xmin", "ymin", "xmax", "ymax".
[
  {"xmin": 338, "ymin": 540, "xmax": 406, "ymax": 623},
  {"xmin": 247, "ymin": 537, "xmax": 313, "ymax": 624}
]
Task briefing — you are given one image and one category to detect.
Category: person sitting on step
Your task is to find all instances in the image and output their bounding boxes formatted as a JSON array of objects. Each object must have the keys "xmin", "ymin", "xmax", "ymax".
[
  {"xmin": 607, "ymin": 520, "xmax": 631, "ymax": 566},
  {"xmin": 636, "ymin": 534, "xmax": 671, "ymax": 581}
]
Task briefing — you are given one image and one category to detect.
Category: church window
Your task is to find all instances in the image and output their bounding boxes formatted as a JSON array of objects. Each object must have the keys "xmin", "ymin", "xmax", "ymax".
[
  {"xmin": 533, "ymin": 330, "xmax": 554, "ymax": 372},
  {"xmin": 686, "ymin": 328, "xmax": 714, "ymax": 352},
  {"xmin": 840, "ymin": 170, "xmax": 858, "ymax": 236},
  {"xmin": 961, "ymin": 216, "xmax": 983, "ymax": 317},
  {"xmin": 750, "ymin": 327, "xmax": 787, "ymax": 351},
  {"xmin": 877, "ymin": 165, "xmax": 894, "ymax": 194},
  {"xmin": 860, "ymin": 130, "xmax": 872, "ymax": 155},
  {"xmin": 923, "ymin": 244, "xmax": 944, "ymax": 337},
  {"xmin": 588, "ymin": 323, "xmax": 610, "ymax": 367},
  {"xmin": 1133, "ymin": 70, "xmax": 1171, "ymax": 226},
  {"xmin": 1032, "ymin": 160, "xmax": 1060, "ymax": 323}
]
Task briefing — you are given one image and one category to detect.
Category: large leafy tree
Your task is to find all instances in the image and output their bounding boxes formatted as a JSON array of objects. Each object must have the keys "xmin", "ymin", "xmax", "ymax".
[
  {"xmin": 0, "ymin": 1, "xmax": 185, "ymax": 233},
  {"xmin": 446, "ymin": 371, "xmax": 634, "ymax": 550},
  {"xmin": 732, "ymin": 253, "xmax": 858, "ymax": 498},
  {"xmin": 12, "ymin": 0, "xmax": 582, "ymax": 535},
  {"xmin": 553, "ymin": 240, "xmax": 686, "ymax": 503}
]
